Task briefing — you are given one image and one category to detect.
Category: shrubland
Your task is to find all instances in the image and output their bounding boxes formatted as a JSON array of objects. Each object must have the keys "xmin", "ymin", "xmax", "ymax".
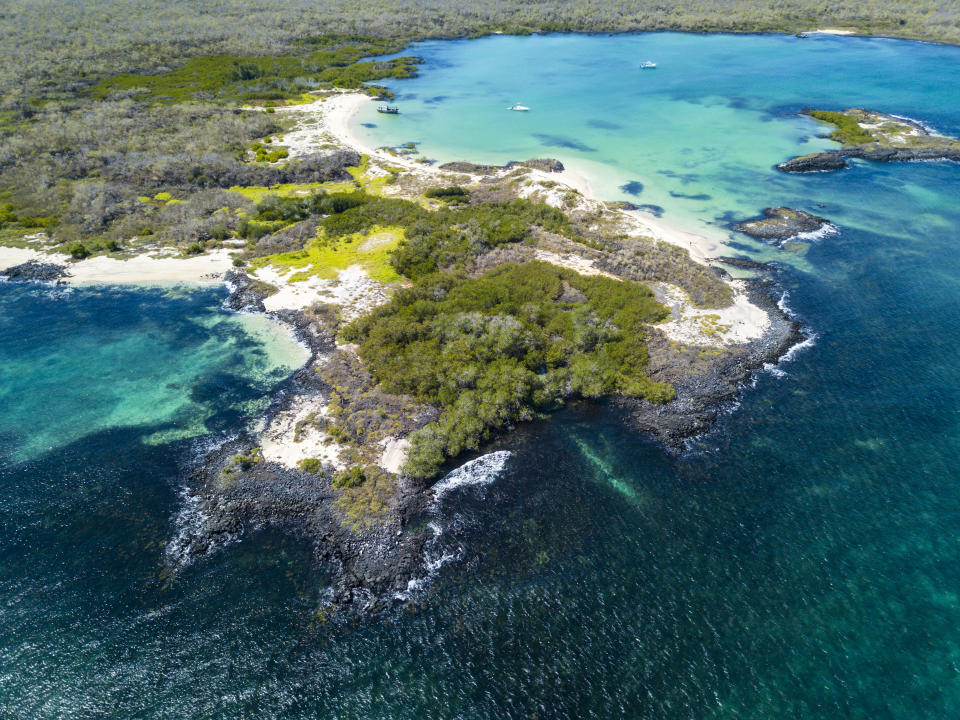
[{"xmin": 340, "ymin": 261, "xmax": 672, "ymax": 477}]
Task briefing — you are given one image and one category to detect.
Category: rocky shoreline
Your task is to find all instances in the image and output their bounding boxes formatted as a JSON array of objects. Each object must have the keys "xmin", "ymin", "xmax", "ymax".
[
  {"xmin": 621, "ymin": 279, "xmax": 802, "ymax": 445},
  {"xmin": 778, "ymin": 107, "xmax": 960, "ymax": 173},
  {"xmin": 0, "ymin": 259, "xmax": 70, "ymax": 283},
  {"xmin": 169, "ymin": 265, "xmax": 805, "ymax": 615},
  {"xmin": 778, "ymin": 145, "xmax": 960, "ymax": 173}
]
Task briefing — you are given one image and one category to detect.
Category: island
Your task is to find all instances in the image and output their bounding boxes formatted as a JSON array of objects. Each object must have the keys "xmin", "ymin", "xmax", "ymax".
[
  {"xmin": 733, "ymin": 207, "xmax": 834, "ymax": 242},
  {"xmin": 778, "ymin": 108, "xmax": 960, "ymax": 172}
]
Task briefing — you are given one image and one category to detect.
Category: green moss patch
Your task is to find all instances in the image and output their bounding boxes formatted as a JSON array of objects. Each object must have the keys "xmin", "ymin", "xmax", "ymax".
[{"xmin": 251, "ymin": 225, "xmax": 404, "ymax": 283}]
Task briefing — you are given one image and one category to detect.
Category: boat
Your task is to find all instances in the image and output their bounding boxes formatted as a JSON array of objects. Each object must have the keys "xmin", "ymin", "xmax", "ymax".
[
  {"xmin": 377, "ymin": 105, "xmax": 399, "ymax": 114},
  {"xmin": 507, "ymin": 104, "xmax": 530, "ymax": 111},
  {"xmin": 796, "ymin": 32, "xmax": 809, "ymax": 38},
  {"xmin": 640, "ymin": 61, "xmax": 657, "ymax": 69}
]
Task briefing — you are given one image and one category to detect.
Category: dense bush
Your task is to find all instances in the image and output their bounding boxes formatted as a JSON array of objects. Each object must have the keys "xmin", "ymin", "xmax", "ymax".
[
  {"xmin": 333, "ymin": 466, "xmax": 367, "ymax": 488},
  {"xmin": 341, "ymin": 261, "xmax": 673, "ymax": 477},
  {"xmin": 89, "ymin": 40, "xmax": 421, "ymax": 104},
  {"xmin": 807, "ymin": 110, "xmax": 876, "ymax": 145}
]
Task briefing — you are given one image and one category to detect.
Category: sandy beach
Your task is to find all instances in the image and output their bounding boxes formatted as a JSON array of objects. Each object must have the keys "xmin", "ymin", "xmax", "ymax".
[
  {"xmin": 309, "ymin": 93, "xmax": 723, "ymax": 266},
  {"xmin": 0, "ymin": 246, "xmax": 234, "ymax": 286},
  {"xmin": 0, "ymin": 91, "xmax": 771, "ymax": 348},
  {"xmin": 306, "ymin": 92, "xmax": 770, "ymax": 343}
]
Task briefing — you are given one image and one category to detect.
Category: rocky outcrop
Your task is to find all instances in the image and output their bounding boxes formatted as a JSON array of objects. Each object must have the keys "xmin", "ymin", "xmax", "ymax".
[
  {"xmin": 715, "ymin": 256, "xmax": 777, "ymax": 271},
  {"xmin": 733, "ymin": 207, "xmax": 833, "ymax": 241},
  {"xmin": 620, "ymin": 281, "xmax": 803, "ymax": 446},
  {"xmin": 776, "ymin": 151, "xmax": 850, "ymax": 173},
  {"xmin": 0, "ymin": 259, "xmax": 70, "ymax": 283},
  {"xmin": 507, "ymin": 158, "xmax": 565, "ymax": 172},
  {"xmin": 221, "ymin": 269, "xmax": 277, "ymax": 312},
  {"xmin": 777, "ymin": 146, "xmax": 960, "ymax": 173},
  {"xmin": 778, "ymin": 108, "xmax": 960, "ymax": 173},
  {"xmin": 439, "ymin": 157, "xmax": 564, "ymax": 174},
  {"xmin": 171, "ymin": 436, "xmax": 431, "ymax": 611}
]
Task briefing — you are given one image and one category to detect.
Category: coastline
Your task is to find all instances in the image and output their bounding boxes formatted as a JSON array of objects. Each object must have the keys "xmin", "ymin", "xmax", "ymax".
[
  {"xmin": 317, "ymin": 93, "xmax": 723, "ymax": 266},
  {"xmin": 0, "ymin": 84, "xmax": 811, "ymax": 612},
  {"xmin": 0, "ymin": 246, "xmax": 234, "ymax": 286}
]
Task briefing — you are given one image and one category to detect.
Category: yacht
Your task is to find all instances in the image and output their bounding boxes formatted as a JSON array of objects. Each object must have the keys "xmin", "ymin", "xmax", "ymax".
[
  {"xmin": 507, "ymin": 104, "xmax": 530, "ymax": 111},
  {"xmin": 640, "ymin": 61, "xmax": 657, "ymax": 69},
  {"xmin": 377, "ymin": 105, "xmax": 399, "ymax": 114}
]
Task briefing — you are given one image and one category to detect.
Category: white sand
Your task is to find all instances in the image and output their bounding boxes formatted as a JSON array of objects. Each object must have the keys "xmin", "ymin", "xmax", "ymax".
[
  {"xmin": 379, "ymin": 437, "xmax": 410, "ymax": 474},
  {"xmin": 532, "ymin": 249, "xmax": 618, "ymax": 279},
  {"xmin": 0, "ymin": 246, "xmax": 234, "ymax": 286},
  {"xmin": 252, "ymin": 264, "xmax": 389, "ymax": 319},
  {"xmin": 260, "ymin": 396, "xmax": 346, "ymax": 471},
  {"xmin": 807, "ymin": 28, "xmax": 856, "ymax": 35},
  {"xmin": 656, "ymin": 281, "xmax": 770, "ymax": 346}
]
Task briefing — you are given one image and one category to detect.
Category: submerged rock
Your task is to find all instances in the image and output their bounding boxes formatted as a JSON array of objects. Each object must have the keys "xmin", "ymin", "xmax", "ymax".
[
  {"xmin": 733, "ymin": 207, "xmax": 832, "ymax": 241},
  {"xmin": 715, "ymin": 256, "xmax": 777, "ymax": 271},
  {"xmin": 0, "ymin": 260, "xmax": 69, "ymax": 283}
]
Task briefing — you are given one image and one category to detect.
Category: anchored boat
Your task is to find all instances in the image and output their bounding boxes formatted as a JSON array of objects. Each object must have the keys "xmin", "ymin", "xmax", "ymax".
[
  {"xmin": 507, "ymin": 104, "xmax": 530, "ymax": 111},
  {"xmin": 640, "ymin": 61, "xmax": 657, "ymax": 69},
  {"xmin": 377, "ymin": 105, "xmax": 399, "ymax": 114}
]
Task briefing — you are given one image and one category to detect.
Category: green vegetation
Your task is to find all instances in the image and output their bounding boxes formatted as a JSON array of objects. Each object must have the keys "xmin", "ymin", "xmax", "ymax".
[
  {"xmin": 251, "ymin": 141, "xmax": 289, "ymax": 163},
  {"xmin": 341, "ymin": 261, "xmax": 673, "ymax": 477},
  {"xmin": 90, "ymin": 38, "xmax": 421, "ymax": 104},
  {"xmin": 332, "ymin": 466, "xmax": 367, "ymax": 488},
  {"xmin": 254, "ymin": 226, "xmax": 405, "ymax": 283},
  {"xmin": 298, "ymin": 457, "xmax": 323, "ymax": 473},
  {"xmin": 808, "ymin": 110, "xmax": 876, "ymax": 145},
  {"xmin": 221, "ymin": 447, "xmax": 264, "ymax": 481},
  {"xmin": 424, "ymin": 186, "xmax": 469, "ymax": 203}
]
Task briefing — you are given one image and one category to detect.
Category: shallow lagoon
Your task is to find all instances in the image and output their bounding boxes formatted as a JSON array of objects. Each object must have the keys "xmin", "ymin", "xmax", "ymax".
[{"xmin": 4, "ymin": 32, "xmax": 960, "ymax": 718}]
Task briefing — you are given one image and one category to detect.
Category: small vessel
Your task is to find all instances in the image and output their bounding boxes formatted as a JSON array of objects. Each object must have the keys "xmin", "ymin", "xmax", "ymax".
[
  {"xmin": 377, "ymin": 105, "xmax": 399, "ymax": 114},
  {"xmin": 796, "ymin": 32, "xmax": 809, "ymax": 38},
  {"xmin": 640, "ymin": 61, "xmax": 657, "ymax": 69},
  {"xmin": 507, "ymin": 104, "xmax": 530, "ymax": 111}
]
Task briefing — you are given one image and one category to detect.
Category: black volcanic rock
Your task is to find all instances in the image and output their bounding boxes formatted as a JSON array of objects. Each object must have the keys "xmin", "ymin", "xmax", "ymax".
[
  {"xmin": 0, "ymin": 260, "xmax": 69, "ymax": 282},
  {"xmin": 733, "ymin": 207, "xmax": 832, "ymax": 241}
]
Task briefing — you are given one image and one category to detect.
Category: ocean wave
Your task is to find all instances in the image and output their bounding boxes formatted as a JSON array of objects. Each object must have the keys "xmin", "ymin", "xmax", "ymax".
[
  {"xmin": 791, "ymin": 222, "xmax": 840, "ymax": 242},
  {"xmin": 780, "ymin": 331, "xmax": 818, "ymax": 363},
  {"xmin": 396, "ymin": 452, "xmax": 512, "ymax": 600},
  {"xmin": 430, "ymin": 450, "xmax": 512, "ymax": 505}
]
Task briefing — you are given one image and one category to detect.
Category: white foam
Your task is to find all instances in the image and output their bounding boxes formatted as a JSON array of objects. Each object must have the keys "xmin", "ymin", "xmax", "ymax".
[
  {"xmin": 762, "ymin": 362, "xmax": 788, "ymax": 378},
  {"xmin": 394, "ymin": 452, "xmax": 512, "ymax": 601},
  {"xmin": 430, "ymin": 450, "xmax": 512, "ymax": 505},
  {"xmin": 777, "ymin": 291, "xmax": 794, "ymax": 315},
  {"xmin": 791, "ymin": 222, "xmax": 840, "ymax": 242},
  {"xmin": 889, "ymin": 113, "xmax": 940, "ymax": 135},
  {"xmin": 780, "ymin": 332, "xmax": 819, "ymax": 363}
]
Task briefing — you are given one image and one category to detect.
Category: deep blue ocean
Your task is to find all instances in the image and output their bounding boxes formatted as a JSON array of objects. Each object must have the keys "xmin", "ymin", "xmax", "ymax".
[{"xmin": 4, "ymin": 33, "xmax": 960, "ymax": 718}]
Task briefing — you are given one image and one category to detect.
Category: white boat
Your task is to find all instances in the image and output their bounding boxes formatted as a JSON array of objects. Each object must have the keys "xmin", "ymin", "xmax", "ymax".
[
  {"xmin": 640, "ymin": 61, "xmax": 657, "ymax": 69},
  {"xmin": 507, "ymin": 104, "xmax": 530, "ymax": 111}
]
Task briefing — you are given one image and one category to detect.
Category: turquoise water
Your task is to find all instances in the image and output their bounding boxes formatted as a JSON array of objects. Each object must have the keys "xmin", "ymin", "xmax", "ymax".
[
  {"xmin": 355, "ymin": 32, "xmax": 960, "ymax": 254},
  {"xmin": 4, "ymin": 33, "xmax": 960, "ymax": 717}
]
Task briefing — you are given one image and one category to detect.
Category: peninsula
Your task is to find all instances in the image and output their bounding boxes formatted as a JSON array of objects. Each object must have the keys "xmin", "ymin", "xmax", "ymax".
[{"xmin": 0, "ymin": 82, "xmax": 801, "ymax": 608}]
